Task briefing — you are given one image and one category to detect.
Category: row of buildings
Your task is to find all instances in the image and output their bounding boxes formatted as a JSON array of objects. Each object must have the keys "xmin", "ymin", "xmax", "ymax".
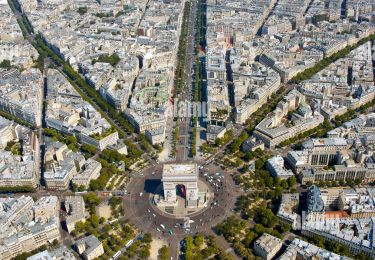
[
  {"xmin": 254, "ymin": 232, "xmax": 350, "ymax": 260},
  {"xmin": 46, "ymin": 69, "xmax": 121, "ymax": 152},
  {"xmin": 44, "ymin": 138, "xmax": 102, "ymax": 190},
  {"xmin": 0, "ymin": 0, "xmax": 38, "ymax": 68},
  {"xmin": 0, "ymin": 194, "xmax": 104, "ymax": 260},
  {"xmin": 0, "ymin": 113, "xmax": 104, "ymax": 190},
  {"xmin": 302, "ymin": 185, "xmax": 375, "ymax": 258},
  {"xmin": 254, "ymin": 89, "xmax": 324, "ymax": 147},
  {"xmin": 283, "ymin": 114, "xmax": 375, "ymax": 184},
  {"xmin": 204, "ymin": 0, "xmax": 375, "ymax": 136},
  {"xmin": 271, "ymin": 186, "xmax": 375, "ymax": 258},
  {"xmin": 0, "ymin": 116, "xmax": 40, "ymax": 188},
  {"xmin": 243, "ymin": 37, "xmax": 374, "ymax": 148},
  {"xmin": 205, "ymin": 0, "xmax": 282, "ymax": 139},
  {"xmin": 0, "ymin": 68, "xmax": 43, "ymax": 127},
  {"xmin": 0, "ymin": 196, "xmax": 61, "ymax": 259},
  {"xmin": 299, "ymin": 41, "xmax": 375, "ymax": 120},
  {"xmin": 17, "ymin": 0, "xmax": 185, "ymax": 146}
]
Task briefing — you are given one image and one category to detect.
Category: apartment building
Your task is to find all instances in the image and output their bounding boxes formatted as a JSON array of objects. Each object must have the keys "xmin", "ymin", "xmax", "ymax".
[
  {"xmin": 64, "ymin": 196, "xmax": 86, "ymax": 234},
  {"xmin": 74, "ymin": 235, "xmax": 104, "ymax": 260},
  {"xmin": 254, "ymin": 233, "xmax": 283, "ymax": 260}
]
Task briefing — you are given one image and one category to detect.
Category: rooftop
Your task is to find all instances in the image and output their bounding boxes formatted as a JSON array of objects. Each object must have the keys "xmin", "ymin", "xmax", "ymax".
[
  {"xmin": 162, "ymin": 164, "xmax": 198, "ymax": 177},
  {"xmin": 255, "ymin": 233, "xmax": 282, "ymax": 253}
]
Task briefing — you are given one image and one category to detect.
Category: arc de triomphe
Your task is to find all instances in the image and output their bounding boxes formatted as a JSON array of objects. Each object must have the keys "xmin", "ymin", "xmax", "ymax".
[{"xmin": 161, "ymin": 164, "xmax": 200, "ymax": 208}]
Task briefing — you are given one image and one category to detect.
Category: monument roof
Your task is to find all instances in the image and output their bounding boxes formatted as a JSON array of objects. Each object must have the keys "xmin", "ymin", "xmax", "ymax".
[{"xmin": 162, "ymin": 164, "xmax": 198, "ymax": 176}]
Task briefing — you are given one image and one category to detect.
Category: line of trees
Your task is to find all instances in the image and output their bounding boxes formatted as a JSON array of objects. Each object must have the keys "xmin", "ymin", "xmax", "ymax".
[
  {"xmin": 221, "ymin": 87, "xmax": 285, "ymax": 158},
  {"xmin": 0, "ymin": 185, "xmax": 35, "ymax": 193},
  {"xmin": 10, "ymin": 0, "xmax": 151, "ymax": 161},
  {"xmin": 192, "ymin": 56, "xmax": 200, "ymax": 157},
  {"xmin": 173, "ymin": 123, "xmax": 179, "ymax": 156},
  {"xmin": 173, "ymin": 1, "xmax": 191, "ymax": 97},
  {"xmin": 7, "ymin": 0, "xmax": 21, "ymax": 13},
  {"xmin": 290, "ymin": 34, "xmax": 375, "ymax": 83},
  {"xmin": 16, "ymin": 18, "xmax": 28, "ymax": 38},
  {"xmin": 0, "ymin": 110, "xmax": 35, "ymax": 130},
  {"xmin": 280, "ymin": 96, "xmax": 375, "ymax": 147},
  {"xmin": 32, "ymin": 35, "xmax": 137, "ymax": 139},
  {"xmin": 306, "ymin": 234, "xmax": 371, "ymax": 259},
  {"xmin": 279, "ymin": 119, "xmax": 334, "ymax": 147}
]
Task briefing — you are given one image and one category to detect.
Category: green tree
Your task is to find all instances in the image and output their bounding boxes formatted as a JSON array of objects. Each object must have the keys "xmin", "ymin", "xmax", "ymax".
[
  {"xmin": 71, "ymin": 183, "xmax": 78, "ymax": 192},
  {"xmin": 78, "ymin": 185, "xmax": 86, "ymax": 192},
  {"xmin": 194, "ymin": 234, "xmax": 204, "ymax": 248},
  {"xmin": 312, "ymin": 235, "xmax": 325, "ymax": 248},
  {"xmin": 280, "ymin": 179, "xmax": 288, "ymax": 189},
  {"xmin": 287, "ymin": 176, "xmax": 297, "ymax": 188},
  {"xmin": 346, "ymin": 179, "xmax": 354, "ymax": 187},
  {"xmin": 81, "ymin": 144, "xmax": 97, "ymax": 156},
  {"xmin": 89, "ymin": 214, "xmax": 100, "ymax": 228},
  {"xmin": 139, "ymin": 245, "xmax": 151, "ymax": 258},
  {"xmin": 141, "ymin": 233, "xmax": 152, "ymax": 244},
  {"xmin": 0, "ymin": 59, "xmax": 11, "ymax": 69},
  {"xmin": 158, "ymin": 245, "xmax": 169, "ymax": 260},
  {"xmin": 78, "ymin": 6, "xmax": 87, "ymax": 15},
  {"xmin": 254, "ymin": 208, "xmax": 277, "ymax": 228},
  {"xmin": 280, "ymin": 223, "xmax": 291, "ymax": 233},
  {"xmin": 74, "ymin": 221, "xmax": 85, "ymax": 233},
  {"xmin": 265, "ymin": 177, "xmax": 274, "ymax": 188}
]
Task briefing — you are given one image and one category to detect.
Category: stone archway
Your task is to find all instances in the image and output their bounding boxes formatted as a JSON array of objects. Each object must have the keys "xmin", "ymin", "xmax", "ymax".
[
  {"xmin": 176, "ymin": 184, "xmax": 186, "ymax": 198},
  {"xmin": 161, "ymin": 164, "xmax": 202, "ymax": 208}
]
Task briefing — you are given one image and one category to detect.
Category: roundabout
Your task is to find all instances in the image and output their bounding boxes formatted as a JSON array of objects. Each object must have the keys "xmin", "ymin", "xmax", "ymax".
[
  {"xmin": 151, "ymin": 163, "xmax": 214, "ymax": 218},
  {"xmin": 122, "ymin": 161, "xmax": 240, "ymax": 255}
]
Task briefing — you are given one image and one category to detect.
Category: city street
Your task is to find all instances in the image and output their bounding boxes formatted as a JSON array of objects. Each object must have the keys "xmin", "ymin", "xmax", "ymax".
[{"xmin": 176, "ymin": 0, "xmax": 199, "ymax": 162}]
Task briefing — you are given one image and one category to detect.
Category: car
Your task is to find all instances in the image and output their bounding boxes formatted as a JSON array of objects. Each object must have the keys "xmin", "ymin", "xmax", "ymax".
[
  {"xmin": 125, "ymin": 239, "xmax": 134, "ymax": 248},
  {"xmin": 112, "ymin": 251, "xmax": 121, "ymax": 259}
]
